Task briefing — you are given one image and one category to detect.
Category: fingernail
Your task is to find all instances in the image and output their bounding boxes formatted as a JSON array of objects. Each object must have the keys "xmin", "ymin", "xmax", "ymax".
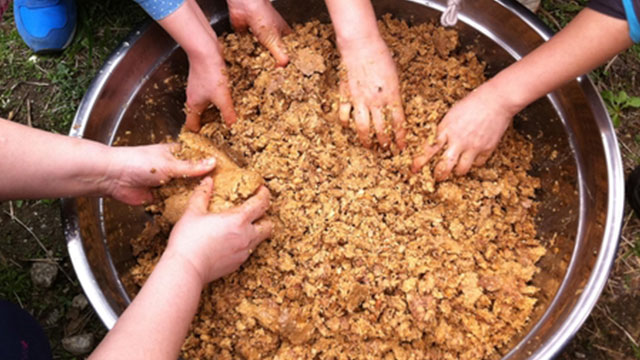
[{"xmin": 200, "ymin": 157, "xmax": 216, "ymax": 167}]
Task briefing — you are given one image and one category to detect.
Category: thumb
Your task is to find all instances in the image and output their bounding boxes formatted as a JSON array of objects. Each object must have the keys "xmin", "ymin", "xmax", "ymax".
[
  {"xmin": 229, "ymin": 12, "xmax": 249, "ymax": 33},
  {"xmin": 186, "ymin": 177, "xmax": 215, "ymax": 214},
  {"xmin": 169, "ymin": 157, "xmax": 217, "ymax": 178},
  {"xmin": 254, "ymin": 27, "xmax": 289, "ymax": 67}
]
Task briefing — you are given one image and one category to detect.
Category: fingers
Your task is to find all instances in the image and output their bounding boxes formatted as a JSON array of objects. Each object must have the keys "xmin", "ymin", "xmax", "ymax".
[
  {"xmin": 474, "ymin": 151, "xmax": 492, "ymax": 167},
  {"xmin": 390, "ymin": 105, "xmax": 407, "ymax": 150},
  {"xmin": 211, "ymin": 88, "xmax": 237, "ymax": 127},
  {"xmin": 229, "ymin": 13, "xmax": 249, "ymax": 33},
  {"xmin": 121, "ymin": 189, "xmax": 154, "ymax": 206},
  {"xmin": 235, "ymin": 186, "xmax": 271, "ymax": 223},
  {"xmin": 254, "ymin": 26, "xmax": 289, "ymax": 67},
  {"xmin": 338, "ymin": 81, "xmax": 351, "ymax": 126},
  {"xmin": 167, "ymin": 142, "xmax": 181, "ymax": 154},
  {"xmin": 411, "ymin": 133, "xmax": 446, "ymax": 173},
  {"xmin": 370, "ymin": 107, "xmax": 390, "ymax": 148},
  {"xmin": 186, "ymin": 177, "xmax": 215, "ymax": 214},
  {"xmin": 277, "ymin": 16, "xmax": 293, "ymax": 36},
  {"xmin": 249, "ymin": 219, "xmax": 273, "ymax": 249},
  {"xmin": 434, "ymin": 145, "xmax": 462, "ymax": 182},
  {"xmin": 185, "ymin": 101, "xmax": 208, "ymax": 132},
  {"xmin": 354, "ymin": 103, "xmax": 372, "ymax": 148},
  {"xmin": 454, "ymin": 150, "xmax": 476, "ymax": 176},
  {"xmin": 169, "ymin": 157, "xmax": 216, "ymax": 178}
]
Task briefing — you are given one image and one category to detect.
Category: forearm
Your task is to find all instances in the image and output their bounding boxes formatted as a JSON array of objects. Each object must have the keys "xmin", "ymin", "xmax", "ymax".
[
  {"xmin": 0, "ymin": 119, "xmax": 112, "ymax": 200},
  {"xmin": 90, "ymin": 250, "xmax": 203, "ymax": 360},
  {"xmin": 487, "ymin": 8, "xmax": 633, "ymax": 114},
  {"xmin": 157, "ymin": 0, "xmax": 221, "ymax": 65},
  {"xmin": 325, "ymin": 0, "xmax": 380, "ymax": 46}
]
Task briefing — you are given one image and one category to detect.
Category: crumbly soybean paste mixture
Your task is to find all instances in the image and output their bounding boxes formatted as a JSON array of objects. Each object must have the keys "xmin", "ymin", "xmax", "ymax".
[{"xmin": 129, "ymin": 16, "xmax": 545, "ymax": 360}]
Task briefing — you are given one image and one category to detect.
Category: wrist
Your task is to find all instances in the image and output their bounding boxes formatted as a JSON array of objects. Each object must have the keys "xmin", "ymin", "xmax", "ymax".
[
  {"xmin": 161, "ymin": 246, "xmax": 207, "ymax": 289},
  {"xmin": 480, "ymin": 76, "xmax": 529, "ymax": 117},
  {"xmin": 96, "ymin": 146, "xmax": 127, "ymax": 198},
  {"xmin": 335, "ymin": 23, "xmax": 381, "ymax": 51},
  {"xmin": 327, "ymin": 0, "xmax": 380, "ymax": 48},
  {"xmin": 186, "ymin": 39, "xmax": 223, "ymax": 65},
  {"xmin": 73, "ymin": 142, "xmax": 114, "ymax": 197}
]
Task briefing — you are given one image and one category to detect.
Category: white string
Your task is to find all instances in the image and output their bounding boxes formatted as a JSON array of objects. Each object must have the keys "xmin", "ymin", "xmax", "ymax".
[{"xmin": 440, "ymin": 0, "xmax": 462, "ymax": 27}]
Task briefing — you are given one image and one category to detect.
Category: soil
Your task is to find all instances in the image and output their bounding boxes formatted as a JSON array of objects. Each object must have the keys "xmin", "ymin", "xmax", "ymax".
[{"xmin": 0, "ymin": 200, "xmax": 107, "ymax": 359}]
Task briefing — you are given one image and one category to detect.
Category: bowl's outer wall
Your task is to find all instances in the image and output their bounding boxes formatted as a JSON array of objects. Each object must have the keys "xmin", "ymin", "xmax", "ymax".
[{"xmin": 62, "ymin": 0, "xmax": 623, "ymax": 359}]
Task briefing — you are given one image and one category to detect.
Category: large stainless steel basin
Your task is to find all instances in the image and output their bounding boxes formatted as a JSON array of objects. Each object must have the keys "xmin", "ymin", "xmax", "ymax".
[{"xmin": 62, "ymin": 0, "xmax": 624, "ymax": 358}]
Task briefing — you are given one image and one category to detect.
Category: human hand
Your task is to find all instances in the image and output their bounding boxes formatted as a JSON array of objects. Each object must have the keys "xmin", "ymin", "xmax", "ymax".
[
  {"xmin": 166, "ymin": 178, "xmax": 272, "ymax": 284},
  {"xmin": 411, "ymin": 84, "xmax": 515, "ymax": 181},
  {"xmin": 227, "ymin": 0, "xmax": 292, "ymax": 66},
  {"xmin": 101, "ymin": 144, "xmax": 216, "ymax": 205},
  {"xmin": 185, "ymin": 44, "xmax": 237, "ymax": 132},
  {"xmin": 337, "ymin": 35, "xmax": 406, "ymax": 150}
]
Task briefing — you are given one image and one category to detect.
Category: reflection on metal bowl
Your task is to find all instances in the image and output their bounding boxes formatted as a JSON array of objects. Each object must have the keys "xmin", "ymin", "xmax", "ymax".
[{"xmin": 61, "ymin": 0, "xmax": 623, "ymax": 358}]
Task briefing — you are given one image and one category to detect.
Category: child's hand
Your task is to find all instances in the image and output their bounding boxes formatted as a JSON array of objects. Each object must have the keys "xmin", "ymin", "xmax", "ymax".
[
  {"xmin": 337, "ymin": 34, "xmax": 406, "ymax": 150},
  {"xmin": 166, "ymin": 178, "xmax": 272, "ymax": 285},
  {"xmin": 411, "ymin": 84, "xmax": 514, "ymax": 180},
  {"xmin": 227, "ymin": 0, "xmax": 292, "ymax": 67},
  {"xmin": 101, "ymin": 144, "xmax": 216, "ymax": 205},
  {"xmin": 185, "ymin": 45, "xmax": 237, "ymax": 132}
]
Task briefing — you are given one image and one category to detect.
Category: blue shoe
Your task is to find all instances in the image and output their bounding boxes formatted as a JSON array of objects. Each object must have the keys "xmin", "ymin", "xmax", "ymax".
[{"xmin": 14, "ymin": 0, "xmax": 77, "ymax": 54}]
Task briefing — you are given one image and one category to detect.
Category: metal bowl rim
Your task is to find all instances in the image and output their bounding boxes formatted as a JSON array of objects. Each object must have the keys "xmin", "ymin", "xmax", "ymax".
[{"xmin": 62, "ymin": 1, "xmax": 625, "ymax": 358}]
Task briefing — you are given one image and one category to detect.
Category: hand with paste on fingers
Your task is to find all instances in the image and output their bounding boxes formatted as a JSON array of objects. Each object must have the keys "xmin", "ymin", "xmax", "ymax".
[
  {"xmin": 0, "ymin": 119, "xmax": 216, "ymax": 205},
  {"xmin": 166, "ymin": 180, "xmax": 273, "ymax": 283},
  {"xmin": 156, "ymin": 0, "xmax": 237, "ymax": 132},
  {"xmin": 325, "ymin": 0, "xmax": 406, "ymax": 150},
  {"xmin": 101, "ymin": 144, "xmax": 217, "ymax": 206},
  {"xmin": 412, "ymin": 8, "xmax": 634, "ymax": 181},
  {"xmin": 411, "ymin": 84, "xmax": 512, "ymax": 181},
  {"xmin": 227, "ymin": 0, "xmax": 292, "ymax": 67},
  {"xmin": 90, "ymin": 178, "xmax": 272, "ymax": 360}
]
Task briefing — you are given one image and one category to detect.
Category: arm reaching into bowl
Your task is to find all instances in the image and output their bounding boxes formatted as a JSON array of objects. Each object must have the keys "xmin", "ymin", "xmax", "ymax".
[
  {"xmin": 0, "ymin": 118, "xmax": 216, "ymax": 204},
  {"xmin": 154, "ymin": 0, "xmax": 237, "ymax": 131},
  {"xmin": 90, "ymin": 179, "xmax": 272, "ymax": 360},
  {"xmin": 412, "ymin": 6, "xmax": 634, "ymax": 180},
  {"xmin": 143, "ymin": 0, "xmax": 291, "ymax": 131},
  {"xmin": 325, "ymin": 0, "xmax": 407, "ymax": 150}
]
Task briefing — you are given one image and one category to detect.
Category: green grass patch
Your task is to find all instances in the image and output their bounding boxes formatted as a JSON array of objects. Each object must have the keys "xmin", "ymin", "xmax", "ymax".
[
  {"xmin": 0, "ymin": 265, "xmax": 32, "ymax": 303},
  {"xmin": 540, "ymin": 0, "xmax": 588, "ymax": 31},
  {"xmin": 632, "ymin": 343, "xmax": 640, "ymax": 359},
  {"xmin": 601, "ymin": 90, "xmax": 640, "ymax": 127},
  {"xmin": 0, "ymin": 0, "xmax": 146, "ymax": 133}
]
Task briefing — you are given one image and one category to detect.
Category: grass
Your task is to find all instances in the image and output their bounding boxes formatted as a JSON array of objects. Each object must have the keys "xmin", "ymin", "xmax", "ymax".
[
  {"xmin": 0, "ymin": 0, "xmax": 145, "ymax": 133},
  {"xmin": 601, "ymin": 90, "xmax": 640, "ymax": 128},
  {"xmin": 0, "ymin": 266, "xmax": 32, "ymax": 303},
  {"xmin": 539, "ymin": 0, "xmax": 588, "ymax": 30}
]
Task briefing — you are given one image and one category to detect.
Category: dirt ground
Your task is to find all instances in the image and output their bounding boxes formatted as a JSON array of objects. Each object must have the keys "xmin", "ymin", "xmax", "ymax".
[{"xmin": 0, "ymin": 0, "xmax": 639, "ymax": 359}]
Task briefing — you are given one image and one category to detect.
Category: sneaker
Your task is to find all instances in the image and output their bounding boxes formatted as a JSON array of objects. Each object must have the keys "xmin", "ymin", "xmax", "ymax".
[
  {"xmin": 14, "ymin": 0, "xmax": 77, "ymax": 54},
  {"xmin": 626, "ymin": 165, "xmax": 640, "ymax": 218}
]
